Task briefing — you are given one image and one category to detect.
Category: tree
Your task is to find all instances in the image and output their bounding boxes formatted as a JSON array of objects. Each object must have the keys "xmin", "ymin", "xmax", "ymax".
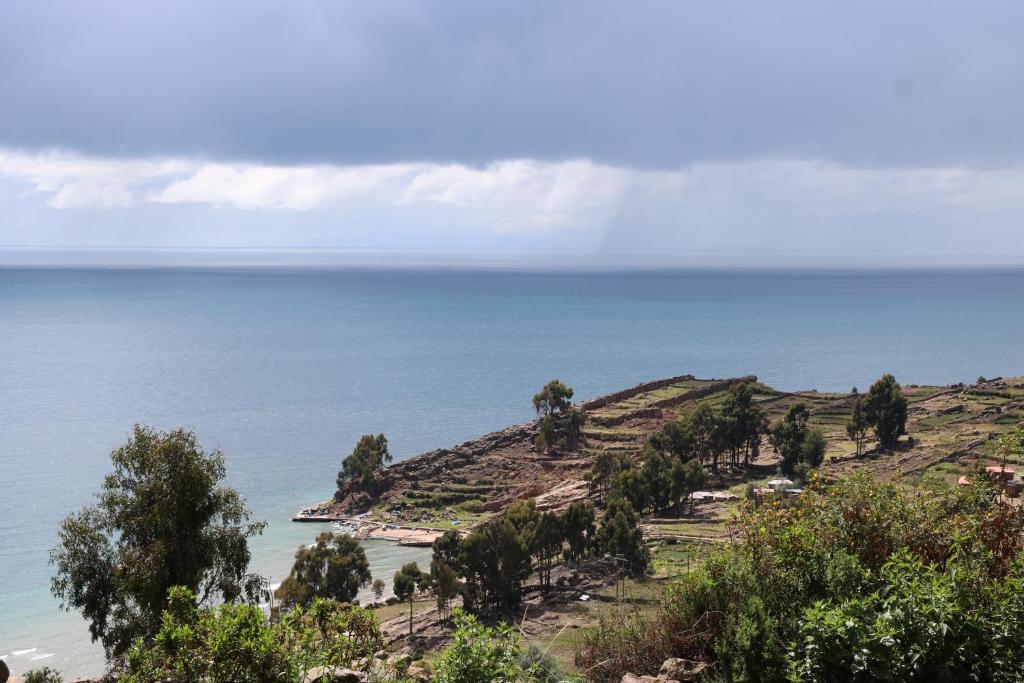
[
  {"xmin": 459, "ymin": 516, "xmax": 532, "ymax": 613},
  {"xmin": 770, "ymin": 403, "xmax": 811, "ymax": 476},
  {"xmin": 275, "ymin": 532, "xmax": 371, "ymax": 609},
  {"xmin": 689, "ymin": 403, "xmax": 718, "ymax": 465},
  {"xmin": 800, "ymin": 428, "xmax": 827, "ymax": 470},
  {"xmin": 49, "ymin": 425, "xmax": 265, "ymax": 658},
  {"xmin": 336, "ymin": 433, "xmax": 391, "ymax": 492},
  {"xmin": 393, "ymin": 561, "xmax": 425, "ymax": 636},
  {"xmin": 864, "ymin": 373, "xmax": 908, "ymax": 449},
  {"xmin": 641, "ymin": 446, "xmax": 673, "ymax": 512},
  {"xmin": 846, "ymin": 396, "xmax": 870, "ymax": 456},
  {"xmin": 431, "ymin": 530, "xmax": 463, "ymax": 621},
  {"xmin": 533, "ymin": 511, "xmax": 564, "ymax": 593},
  {"xmin": 596, "ymin": 498, "xmax": 650, "ymax": 578},
  {"xmin": 612, "ymin": 468, "xmax": 650, "ymax": 514},
  {"xmin": 372, "ymin": 578, "xmax": 385, "ymax": 602},
  {"xmin": 670, "ymin": 458, "xmax": 706, "ymax": 514},
  {"xmin": 561, "ymin": 502, "xmax": 596, "ymax": 563},
  {"xmin": 590, "ymin": 451, "xmax": 630, "ymax": 502},
  {"xmin": 532, "ymin": 379, "xmax": 574, "ymax": 417},
  {"xmin": 532, "ymin": 380, "xmax": 584, "ymax": 453},
  {"xmin": 720, "ymin": 381, "xmax": 768, "ymax": 467}
]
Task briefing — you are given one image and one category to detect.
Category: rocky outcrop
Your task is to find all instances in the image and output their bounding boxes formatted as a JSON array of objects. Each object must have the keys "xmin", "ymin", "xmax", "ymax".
[
  {"xmin": 621, "ymin": 657, "xmax": 707, "ymax": 683},
  {"xmin": 302, "ymin": 667, "xmax": 367, "ymax": 683}
]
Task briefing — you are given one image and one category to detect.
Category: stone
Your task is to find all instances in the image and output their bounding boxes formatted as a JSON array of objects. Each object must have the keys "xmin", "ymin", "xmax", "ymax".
[
  {"xmin": 621, "ymin": 675, "xmax": 661, "ymax": 683},
  {"xmin": 659, "ymin": 657, "xmax": 707, "ymax": 682},
  {"xmin": 407, "ymin": 665, "xmax": 431, "ymax": 681},
  {"xmin": 302, "ymin": 666, "xmax": 368, "ymax": 683}
]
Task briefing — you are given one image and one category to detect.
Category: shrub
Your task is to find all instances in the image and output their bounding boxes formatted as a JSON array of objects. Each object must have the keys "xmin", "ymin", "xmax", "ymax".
[
  {"xmin": 432, "ymin": 609, "xmax": 541, "ymax": 683},
  {"xmin": 121, "ymin": 586, "xmax": 383, "ymax": 683},
  {"xmin": 23, "ymin": 669, "xmax": 63, "ymax": 683}
]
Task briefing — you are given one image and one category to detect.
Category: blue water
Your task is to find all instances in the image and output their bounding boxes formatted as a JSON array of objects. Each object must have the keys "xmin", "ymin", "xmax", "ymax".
[{"xmin": 1, "ymin": 267, "xmax": 1023, "ymax": 678}]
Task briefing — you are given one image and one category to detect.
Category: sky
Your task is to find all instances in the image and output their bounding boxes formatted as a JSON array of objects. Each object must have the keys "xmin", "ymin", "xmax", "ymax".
[{"xmin": 1, "ymin": 1, "xmax": 1023, "ymax": 268}]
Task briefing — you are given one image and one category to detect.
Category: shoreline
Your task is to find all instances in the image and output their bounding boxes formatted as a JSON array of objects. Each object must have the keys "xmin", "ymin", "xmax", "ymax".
[{"xmin": 293, "ymin": 510, "xmax": 444, "ymax": 547}]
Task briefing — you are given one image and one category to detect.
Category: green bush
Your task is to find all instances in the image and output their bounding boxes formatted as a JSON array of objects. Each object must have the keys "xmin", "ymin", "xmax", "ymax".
[
  {"xmin": 23, "ymin": 669, "xmax": 63, "ymax": 683},
  {"xmin": 432, "ymin": 609, "xmax": 542, "ymax": 683},
  {"xmin": 575, "ymin": 471, "xmax": 1024, "ymax": 682},
  {"xmin": 121, "ymin": 586, "xmax": 383, "ymax": 683}
]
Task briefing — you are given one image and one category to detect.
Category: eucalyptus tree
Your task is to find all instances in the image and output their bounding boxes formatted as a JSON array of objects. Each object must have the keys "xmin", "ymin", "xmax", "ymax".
[{"xmin": 50, "ymin": 426, "xmax": 265, "ymax": 659}]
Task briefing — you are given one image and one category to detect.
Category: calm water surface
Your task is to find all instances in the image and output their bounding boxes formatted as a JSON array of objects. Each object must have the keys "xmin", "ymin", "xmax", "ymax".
[{"xmin": 2, "ymin": 267, "xmax": 1023, "ymax": 677}]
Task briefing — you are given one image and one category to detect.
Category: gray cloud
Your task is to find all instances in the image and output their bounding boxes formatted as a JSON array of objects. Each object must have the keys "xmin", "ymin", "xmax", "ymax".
[{"xmin": 2, "ymin": 1, "xmax": 1023, "ymax": 168}]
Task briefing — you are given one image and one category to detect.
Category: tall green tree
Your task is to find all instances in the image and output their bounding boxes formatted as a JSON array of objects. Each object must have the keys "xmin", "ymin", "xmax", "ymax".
[
  {"xmin": 532, "ymin": 380, "xmax": 584, "ymax": 453},
  {"xmin": 393, "ymin": 561, "xmax": 425, "ymax": 637},
  {"xmin": 770, "ymin": 402, "xmax": 812, "ymax": 476},
  {"xmin": 274, "ymin": 532, "xmax": 371, "ymax": 608},
  {"xmin": 670, "ymin": 458, "xmax": 706, "ymax": 514},
  {"xmin": 431, "ymin": 529, "xmax": 463, "ymax": 621},
  {"xmin": 720, "ymin": 381, "xmax": 768, "ymax": 467},
  {"xmin": 846, "ymin": 395, "xmax": 870, "ymax": 456},
  {"xmin": 533, "ymin": 511, "xmax": 564, "ymax": 593},
  {"xmin": 49, "ymin": 426, "xmax": 265, "ymax": 659},
  {"xmin": 640, "ymin": 446, "xmax": 673, "ymax": 511},
  {"xmin": 596, "ymin": 498, "xmax": 650, "ymax": 578},
  {"xmin": 589, "ymin": 451, "xmax": 630, "ymax": 502},
  {"xmin": 336, "ymin": 433, "xmax": 391, "ymax": 492},
  {"xmin": 532, "ymin": 379, "xmax": 574, "ymax": 417},
  {"xmin": 864, "ymin": 373, "xmax": 908, "ymax": 449},
  {"xmin": 561, "ymin": 502, "xmax": 595, "ymax": 563},
  {"xmin": 612, "ymin": 468, "xmax": 650, "ymax": 514},
  {"xmin": 459, "ymin": 515, "xmax": 532, "ymax": 614}
]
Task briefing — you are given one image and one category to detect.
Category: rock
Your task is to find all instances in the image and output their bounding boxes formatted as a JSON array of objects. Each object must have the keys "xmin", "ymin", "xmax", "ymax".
[
  {"xmin": 302, "ymin": 666, "xmax": 368, "ymax": 683},
  {"xmin": 386, "ymin": 653, "xmax": 411, "ymax": 673},
  {"xmin": 0, "ymin": 659, "xmax": 8, "ymax": 683},
  {"xmin": 407, "ymin": 665, "xmax": 431, "ymax": 681},
  {"xmin": 659, "ymin": 657, "xmax": 707, "ymax": 682},
  {"xmin": 620, "ymin": 675, "xmax": 662, "ymax": 683}
]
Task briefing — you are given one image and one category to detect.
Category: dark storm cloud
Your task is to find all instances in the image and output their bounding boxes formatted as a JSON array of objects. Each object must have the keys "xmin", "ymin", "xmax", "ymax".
[{"xmin": 0, "ymin": 1, "xmax": 1022, "ymax": 168}]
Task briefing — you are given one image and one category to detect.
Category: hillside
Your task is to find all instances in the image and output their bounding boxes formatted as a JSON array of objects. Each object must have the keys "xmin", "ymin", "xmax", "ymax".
[{"xmin": 301, "ymin": 373, "xmax": 1024, "ymax": 541}]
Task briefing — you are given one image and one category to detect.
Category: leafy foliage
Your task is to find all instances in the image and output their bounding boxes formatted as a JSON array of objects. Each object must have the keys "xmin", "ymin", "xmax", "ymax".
[
  {"xmin": 49, "ymin": 425, "xmax": 265, "ymax": 659},
  {"xmin": 594, "ymin": 497, "xmax": 650, "ymax": 577},
  {"xmin": 864, "ymin": 373, "xmax": 908, "ymax": 448},
  {"xmin": 792, "ymin": 553, "xmax": 1024, "ymax": 681},
  {"xmin": 337, "ymin": 433, "xmax": 391, "ymax": 492},
  {"xmin": 769, "ymin": 403, "xmax": 825, "ymax": 477},
  {"xmin": 532, "ymin": 380, "xmax": 574, "ymax": 417},
  {"xmin": 121, "ymin": 586, "xmax": 383, "ymax": 683},
  {"xmin": 432, "ymin": 609, "xmax": 544, "ymax": 683},
  {"xmin": 393, "ymin": 561, "xmax": 425, "ymax": 636},
  {"xmin": 23, "ymin": 668, "xmax": 63, "ymax": 683},
  {"xmin": 576, "ymin": 472, "xmax": 1024, "ymax": 682},
  {"xmin": 532, "ymin": 380, "xmax": 584, "ymax": 453},
  {"xmin": 846, "ymin": 396, "xmax": 870, "ymax": 456},
  {"xmin": 275, "ymin": 532, "xmax": 371, "ymax": 608}
]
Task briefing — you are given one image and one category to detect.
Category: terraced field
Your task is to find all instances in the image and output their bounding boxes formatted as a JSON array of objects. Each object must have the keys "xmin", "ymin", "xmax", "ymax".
[{"xmin": 319, "ymin": 374, "xmax": 1024, "ymax": 536}]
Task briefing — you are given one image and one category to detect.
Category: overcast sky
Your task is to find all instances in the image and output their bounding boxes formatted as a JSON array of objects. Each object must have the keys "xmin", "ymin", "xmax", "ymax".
[{"xmin": 1, "ymin": 0, "xmax": 1023, "ymax": 267}]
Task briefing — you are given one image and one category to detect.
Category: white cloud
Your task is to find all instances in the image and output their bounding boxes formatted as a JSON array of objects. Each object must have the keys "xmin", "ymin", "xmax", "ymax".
[{"xmin": 3, "ymin": 148, "xmax": 1024, "ymax": 255}]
